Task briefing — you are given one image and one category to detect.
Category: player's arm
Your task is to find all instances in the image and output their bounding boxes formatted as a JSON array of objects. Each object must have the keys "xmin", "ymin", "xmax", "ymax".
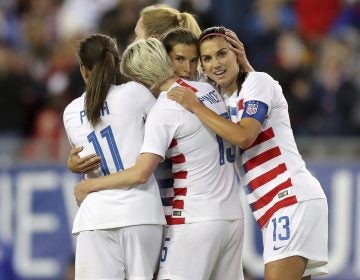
[
  {"xmin": 168, "ymin": 87, "xmax": 261, "ymax": 149},
  {"xmin": 67, "ymin": 146, "xmax": 101, "ymax": 173},
  {"xmin": 74, "ymin": 153, "xmax": 162, "ymax": 205},
  {"xmin": 191, "ymin": 101, "xmax": 261, "ymax": 148}
]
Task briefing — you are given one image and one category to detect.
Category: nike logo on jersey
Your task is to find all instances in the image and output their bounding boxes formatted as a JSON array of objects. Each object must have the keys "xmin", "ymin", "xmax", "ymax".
[{"xmin": 273, "ymin": 245, "xmax": 286, "ymax": 251}]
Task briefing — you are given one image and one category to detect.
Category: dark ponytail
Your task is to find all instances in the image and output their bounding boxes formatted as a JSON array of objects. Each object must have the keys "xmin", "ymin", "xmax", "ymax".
[{"xmin": 78, "ymin": 34, "xmax": 120, "ymax": 127}]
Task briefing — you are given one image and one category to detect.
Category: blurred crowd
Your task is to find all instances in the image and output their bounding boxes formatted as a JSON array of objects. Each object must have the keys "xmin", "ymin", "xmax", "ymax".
[{"xmin": 0, "ymin": 0, "xmax": 359, "ymax": 165}]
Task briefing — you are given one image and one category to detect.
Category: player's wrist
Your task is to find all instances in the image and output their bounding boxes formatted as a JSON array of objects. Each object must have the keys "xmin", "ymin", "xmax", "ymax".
[
  {"xmin": 191, "ymin": 101, "xmax": 204, "ymax": 114},
  {"xmin": 87, "ymin": 178, "xmax": 100, "ymax": 193}
]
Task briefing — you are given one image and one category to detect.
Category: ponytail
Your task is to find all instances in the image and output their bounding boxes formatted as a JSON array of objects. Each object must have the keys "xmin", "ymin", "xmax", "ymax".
[
  {"xmin": 78, "ymin": 34, "xmax": 120, "ymax": 127},
  {"xmin": 179, "ymin": 13, "xmax": 201, "ymax": 37},
  {"xmin": 141, "ymin": 4, "xmax": 201, "ymax": 38}
]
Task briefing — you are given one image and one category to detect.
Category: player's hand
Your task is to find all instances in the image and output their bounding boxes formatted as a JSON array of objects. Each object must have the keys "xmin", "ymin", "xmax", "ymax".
[
  {"xmin": 74, "ymin": 179, "xmax": 93, "ymax": 206},
  {"xmin": 225, "ymin": 29, "xmax": 254, "ymax": 72},
  {"xmin": 67, "ymin": 146, "xmax": 101, "ymax": 174},
  {"xmin": 167, "ymin": 86, "xmax": 200, "ymax": 113}
]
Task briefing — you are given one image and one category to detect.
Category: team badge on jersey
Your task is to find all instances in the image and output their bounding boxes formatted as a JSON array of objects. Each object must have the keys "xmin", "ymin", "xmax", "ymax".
[
  {"xmin": 246, "ymin": 101, "xmax": 259, "ymax": 115},
  {"xmin": 242, "ymin": 100, "xmax": 268, "ymax": 124}
]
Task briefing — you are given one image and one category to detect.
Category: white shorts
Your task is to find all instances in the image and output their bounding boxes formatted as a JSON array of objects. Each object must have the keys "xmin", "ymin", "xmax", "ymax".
[
  {"xmin": 157, "ymin": 219, "xmax": 244, "ymax": 280},
  {"xmin": 262, "ymin": 198, "xmax": 328, "ymax": 277},
  {"xmin": 75, "ymin": 225, "xmax": 163, "ymax": 280}
]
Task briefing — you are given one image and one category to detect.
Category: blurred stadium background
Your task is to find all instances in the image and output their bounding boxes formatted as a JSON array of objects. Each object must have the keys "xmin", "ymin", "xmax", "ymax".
[{"xmin": 0, "ymin": 0, "xmax": 359, "ymax": 279}]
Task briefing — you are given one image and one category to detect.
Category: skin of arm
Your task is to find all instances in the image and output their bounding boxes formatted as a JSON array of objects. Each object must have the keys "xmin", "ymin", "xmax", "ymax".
[
  {"xmin": 67, "ymin": 146, "xmax": 101, "ymax": 173},
  {"xmin": 168, "ymin": 86, "xmax": 261, "ymax": 149},
  {"xmin": 74, "ymin": 153, "xmax": 162, "ymax": 205},
  {"xmin": 225, "ymin": 29, "xmax": 255, "ymax": 72}
]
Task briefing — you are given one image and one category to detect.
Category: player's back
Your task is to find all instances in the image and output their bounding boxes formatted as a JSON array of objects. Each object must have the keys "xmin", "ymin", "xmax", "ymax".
[
  {"xmin": 63, "ymin": 81, "xmax": 166, "ymax": 234},
  {"xmin": 142, "ymin": 79, "xmax": 244, "ymax": 225}
]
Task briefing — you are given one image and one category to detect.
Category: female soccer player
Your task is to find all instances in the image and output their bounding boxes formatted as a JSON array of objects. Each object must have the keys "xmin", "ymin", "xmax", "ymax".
[
  {"xmin": 168, "ymin": 26, "xmax": 328, "ymax": 280},
  {"xmin": 63, "ymin": 34, "xmax": 165, "ymax": 279},
  {"xmin": 161, "ymin": 28, "xmax": 200, "ymax": 81}
]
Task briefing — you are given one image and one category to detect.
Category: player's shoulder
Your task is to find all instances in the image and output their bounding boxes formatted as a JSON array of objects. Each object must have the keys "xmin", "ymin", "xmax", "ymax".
[
  {"xmin": 115, "ymin": 81, "xmax": 152, "ymax": 97},
  {"xmin": 246, "ymin": 71, "xmax": 277, "ymax": 85},
  {"xmin": 63, "ymin": 94, "xmax": 84, "ymax": 127},
  {"xmin": 151, "ymin": 91, "xmax": 182, "ymax": 117},
  {"xmin": 181, "ymin": 79, "xmax": 215, "ymax": 92},
  {"xmin": 63, "ymin": 93, "xmax": 84, "ymax": 115},
  {"xmin": 109, "ymin": 81, "xmax": 155, "ymax": 108}
]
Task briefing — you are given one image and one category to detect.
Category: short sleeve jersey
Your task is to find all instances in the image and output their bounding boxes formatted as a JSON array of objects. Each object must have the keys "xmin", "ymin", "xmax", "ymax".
[
  {"xmin": 223, "ymin": 72, "xmax": 326, "ymax": 229},
  {"xmin": 63, "ymin": 82, "xmax": 166, "ymax": 234},
  {"xmin": 141, "ymin": 79, "xmax": 244, "ymax": 225}
]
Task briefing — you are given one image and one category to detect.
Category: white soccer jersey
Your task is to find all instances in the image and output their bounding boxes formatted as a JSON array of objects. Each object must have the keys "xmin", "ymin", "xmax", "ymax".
[
  {"xmin": 63, "ymin": 82, "xmax": 166, "ymax": 234},
  {"xmin": 224, "ymin": 72, "xmax": 326, "ymax": 229},
  {"xmin": 141, "ymin": 79, "xmax": 244, "ymax": 225}
]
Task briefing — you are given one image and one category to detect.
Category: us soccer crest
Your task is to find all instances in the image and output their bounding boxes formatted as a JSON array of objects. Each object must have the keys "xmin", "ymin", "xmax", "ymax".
[{"xmin": 246, "ymin": 102, "xmax": 258, "ymax": 115}]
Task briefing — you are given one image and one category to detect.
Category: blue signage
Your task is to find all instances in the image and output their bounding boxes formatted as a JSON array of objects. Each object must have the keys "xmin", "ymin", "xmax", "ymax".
[{"xmin": 0, "ymin": 162, "xmax": 359, "ymax": 279}]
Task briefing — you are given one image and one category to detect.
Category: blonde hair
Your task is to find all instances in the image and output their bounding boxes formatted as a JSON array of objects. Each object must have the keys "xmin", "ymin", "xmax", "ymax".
[
  {"xmin": 120, "ymin": 38, "xmax": 175, "ymax": 90},
  {"xmin": 140, "ymin": 4, "xmax": 201, "ymax": 38}
]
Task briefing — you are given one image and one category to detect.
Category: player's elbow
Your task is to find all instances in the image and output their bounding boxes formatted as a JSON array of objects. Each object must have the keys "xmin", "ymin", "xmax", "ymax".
[
  {"xmin": 136, "ymin": 175, "xmax": 149, "ymax": 185},
  {"xmin": 232, "ymin": 134, "xmax": 256, "ymax": 150},
  {"xmin": 232, "ymin": 123, "xmax": 259, "ymax": 149},
  {"xmin": 134, "ymin": 168, "xmax": 152, "ymax": 184},
  {"xmin": 131, "ymin": 153, "xmax": 160, "ymax": 185},
  {"xmin": 238, "ymin": 138, "xmax": 254, "ymax": 149}
]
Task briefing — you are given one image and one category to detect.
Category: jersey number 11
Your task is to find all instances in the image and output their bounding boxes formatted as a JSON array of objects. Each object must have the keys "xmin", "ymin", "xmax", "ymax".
[{"xmin": 87, "ymin": 125, "xmax": 124, "ymax": 175}]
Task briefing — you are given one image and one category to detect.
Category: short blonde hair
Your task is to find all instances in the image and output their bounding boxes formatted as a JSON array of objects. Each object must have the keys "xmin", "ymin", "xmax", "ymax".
[
  {"xmin": 141, "ymin": 4, "xmax": 201, "ymax": 38},
  {"xmin": 120, "ymin": 38, "xmax": 175, "ymax": 89}
]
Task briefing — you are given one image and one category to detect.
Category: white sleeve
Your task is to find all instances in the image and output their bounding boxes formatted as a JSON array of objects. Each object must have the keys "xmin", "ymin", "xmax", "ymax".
[
  {"xmin": 140, "ymin": 101, "xmax": 181, "ymax": 159},
  {"xmin": 63, "ymin": 101, "xmax": 77, "ymax": 147},
  {"xmin": 242, "ymin": 72, "xmax": 275, "ymax": 109}
]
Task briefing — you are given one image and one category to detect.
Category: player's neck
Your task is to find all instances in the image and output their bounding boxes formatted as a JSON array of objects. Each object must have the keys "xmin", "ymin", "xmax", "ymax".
[
  {"xmin": 220, "ymin": 79, "xmax": 238, "ymax": 97},
  {"xmin": 159, "ymin": 75, "xmax": 178, "ymax": 92}
]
